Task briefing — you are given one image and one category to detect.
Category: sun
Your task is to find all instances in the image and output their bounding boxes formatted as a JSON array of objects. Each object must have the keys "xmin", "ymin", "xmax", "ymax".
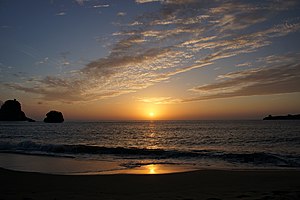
[{"xmin": 149, "ymin": 112, "xmax": 155, "ymax": 117}]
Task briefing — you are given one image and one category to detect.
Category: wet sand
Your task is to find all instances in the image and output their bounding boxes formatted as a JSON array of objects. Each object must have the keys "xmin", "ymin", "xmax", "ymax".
[{"xmin": 1, "ymin": 167, "xmax": 300, "ymax": 200}]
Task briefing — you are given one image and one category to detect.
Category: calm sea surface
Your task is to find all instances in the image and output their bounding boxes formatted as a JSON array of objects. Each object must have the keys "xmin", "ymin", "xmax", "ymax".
[{"xmin": 0, "ymin": 120, "xmax": 300, "ymax": 173}]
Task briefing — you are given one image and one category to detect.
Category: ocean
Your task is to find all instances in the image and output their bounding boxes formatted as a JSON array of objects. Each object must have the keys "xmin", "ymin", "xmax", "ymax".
[{"xmin": 0, "ymin": 120, "xmax": 300, "ymax": 174}]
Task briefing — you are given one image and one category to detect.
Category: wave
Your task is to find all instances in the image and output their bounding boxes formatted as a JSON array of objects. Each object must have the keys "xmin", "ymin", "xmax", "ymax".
[{"xmin": 0, "ymin": 141, "xmax": 299, "ymax": 167}]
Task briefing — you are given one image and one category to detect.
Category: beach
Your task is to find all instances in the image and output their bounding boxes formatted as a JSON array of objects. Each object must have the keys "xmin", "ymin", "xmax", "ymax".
[{"xmin": 1, "ymin": 167, "xmax": 300, "ymax": 200}]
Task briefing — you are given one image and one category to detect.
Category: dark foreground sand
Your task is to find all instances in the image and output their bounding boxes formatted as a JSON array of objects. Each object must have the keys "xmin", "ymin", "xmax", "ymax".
[{"xmin": 1, "ymin": 167, "xmax": 300, "ymax": 200}]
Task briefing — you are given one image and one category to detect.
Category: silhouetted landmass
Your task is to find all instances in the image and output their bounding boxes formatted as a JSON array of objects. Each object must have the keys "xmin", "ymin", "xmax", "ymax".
[
  {"xmin": 44, "ymin": 110, "xmax": 64, "ymax": 123},
  {"xmin": 0, "ymin": 99, "xmax": 35, "ymax": 122},
  {"xmin": 263, "ymin": 114, "xmax": 300, "ymax": 120}
]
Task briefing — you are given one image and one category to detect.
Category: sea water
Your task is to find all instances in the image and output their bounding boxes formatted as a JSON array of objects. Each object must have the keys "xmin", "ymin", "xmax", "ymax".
[{"xmin": 0, "ymin": 120, "xmax": 299, "ymax": 174}]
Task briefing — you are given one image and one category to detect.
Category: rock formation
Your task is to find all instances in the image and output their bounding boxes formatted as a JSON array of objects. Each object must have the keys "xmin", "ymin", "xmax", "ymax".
[
  {"xmin": 263, "ymin": 114, "xmax": 300, "ymax": 120},
  {"xmin": 0, "ymin": 99, "xmax": 35, "ymax": 122},
  {"xmin": 44, "ymin": 110, "xmax": 64, "ymax": 123}
]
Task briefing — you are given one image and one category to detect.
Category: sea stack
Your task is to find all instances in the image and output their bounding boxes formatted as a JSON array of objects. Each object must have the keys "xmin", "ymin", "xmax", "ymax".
[
  {"xmin": 0, "ymin": 99, "xmax": 35, "ymax": 122},
  {"xmin": 44, "ymin": 110, "xmax": 64, "ymax": 123}
]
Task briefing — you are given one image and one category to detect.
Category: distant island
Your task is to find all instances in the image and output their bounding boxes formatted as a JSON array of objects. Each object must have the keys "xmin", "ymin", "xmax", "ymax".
[
  {"xmin": 0, "ymin": 99, "xmax": 35, "ymax": 122},
  {"xmin": 263, "ymin": 114, "xmax": 300, "ymax": 120}
]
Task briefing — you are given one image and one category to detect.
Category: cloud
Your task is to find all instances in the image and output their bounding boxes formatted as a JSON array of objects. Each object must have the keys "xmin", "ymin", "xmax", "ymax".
[
  {"xmin": 35, "ymin": 57, "xmax": 49, "ymax": 65},
  {"xmin": 3, "ymin": 76, "xmax": 128, "ymax": 102},
  {"xmin": 186, "ymin": 54, "xmax": 300, "ymax": 101},
  {"xmin": 117, "ymin": 12, "xmax": 127, "ymax": 17},
  {"xmin": 236, "ymin": 62, "xmax": 252, "ymax": 67},
  {"xmin": 135, "ymin": 0, "xmax": 161, "ymax": 3},
  {"xmin": 3, "ymin": 0, "xmax": 300, "ymax": 102},
  {"xmin": 93, "ymin": 4, "xmax": 109, "ymax": 8},
  {"xmin": 55, "ymin": 12, "xmax": 66, "ymax": 16},
  {"xmin": 135, "ymin": 0, "xmax": 196, "ymax": 4},
  {"xmin": 75, "ymin": 0, "xmax": 89, "ymax": 6},
  {"xmin": 137, "ymin": 97, "xmax": 182, "ymax": 104}
]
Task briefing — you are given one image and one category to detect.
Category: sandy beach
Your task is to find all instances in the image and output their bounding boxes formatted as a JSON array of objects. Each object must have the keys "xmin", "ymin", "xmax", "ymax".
[{"xmin": 1, "ymin": 167, "xmax": 300, "ymax": 200}]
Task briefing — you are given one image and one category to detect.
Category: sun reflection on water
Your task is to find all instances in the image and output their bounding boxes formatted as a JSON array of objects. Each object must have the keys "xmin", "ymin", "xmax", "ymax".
[
  {"xmin": 127, "ymin": 164, "xmax": 195, "ymax": 175},
  {"xmin": 147, "ymin": 164, "xmax": 156, "ymax": 174}
]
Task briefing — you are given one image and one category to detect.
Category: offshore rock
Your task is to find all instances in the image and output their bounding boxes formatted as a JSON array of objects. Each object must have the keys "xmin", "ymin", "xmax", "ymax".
[
  {"xmin": 44, "ymin": 110, "xmax": 64, "ymax": 123},
  {"xmin": 0, "ymin": 99, "xmax": 35, "ymax": 122}
]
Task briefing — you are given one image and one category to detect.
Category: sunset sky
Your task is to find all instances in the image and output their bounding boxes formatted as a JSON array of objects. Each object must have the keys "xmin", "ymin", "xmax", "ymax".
[{"xmin": 1, "ymin": 0, "xmax": 300, "ymax": 121}]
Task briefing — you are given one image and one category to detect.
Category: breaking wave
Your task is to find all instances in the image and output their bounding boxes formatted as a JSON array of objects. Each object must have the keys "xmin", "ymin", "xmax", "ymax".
[{"xmin": 0, "ymin": 140, "xmax": 299, "ymax": 168}]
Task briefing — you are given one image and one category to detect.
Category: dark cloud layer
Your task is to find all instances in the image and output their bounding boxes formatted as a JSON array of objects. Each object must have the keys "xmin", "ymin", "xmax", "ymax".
[{"xmin": 186, "ymin": 54, "xmax": 300, "ymax": 101}]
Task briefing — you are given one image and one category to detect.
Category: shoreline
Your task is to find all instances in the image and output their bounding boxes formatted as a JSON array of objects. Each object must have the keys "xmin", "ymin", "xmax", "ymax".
[
  {"xmin": 1, "ymin": 167, "xmax": 300, "ymax": 200},
  {"xmin": 2, "ymin": 152, "xmax": 300, "ymax": 176},
  {"xmin": 0, "ymin": 152, "xmax": 200, "ymax": 175}
]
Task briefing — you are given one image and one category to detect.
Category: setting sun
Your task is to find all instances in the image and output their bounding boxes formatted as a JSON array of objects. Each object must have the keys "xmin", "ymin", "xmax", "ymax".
[{"xmin": 149, "ymin": 112, "xmax": 155, "ymax": 117}]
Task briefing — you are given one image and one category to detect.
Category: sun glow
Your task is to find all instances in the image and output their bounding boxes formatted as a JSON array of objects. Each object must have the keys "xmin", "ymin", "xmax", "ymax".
[
  {"xmin": 149, "ymin": 112, "xmax": 155, "ymax": 117},
  {"xmin": 147, "ymin": 165, "xmax": 156, "ymax": 174},
  {"xmin": 140, "ymin": 105, "xmax": 163, "ymax": 120}
]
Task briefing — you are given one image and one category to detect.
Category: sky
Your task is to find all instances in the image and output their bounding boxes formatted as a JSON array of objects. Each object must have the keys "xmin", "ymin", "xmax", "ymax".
[{"xmin": 0, "ymin": 0, "xmax": 300, "ymax": 121}]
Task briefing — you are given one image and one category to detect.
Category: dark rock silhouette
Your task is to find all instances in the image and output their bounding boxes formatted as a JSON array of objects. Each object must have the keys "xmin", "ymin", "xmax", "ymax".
[
  {"xmin": 44, "ymin": 110, "xmax": 64, "ymax": 123},
  {"xmin": 0, "ymin": 99, "xmax": 35, "ymax": 122},
  {"xmin": 263, "ymin": 114, "xmax": 300, "ymax": 120}
]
